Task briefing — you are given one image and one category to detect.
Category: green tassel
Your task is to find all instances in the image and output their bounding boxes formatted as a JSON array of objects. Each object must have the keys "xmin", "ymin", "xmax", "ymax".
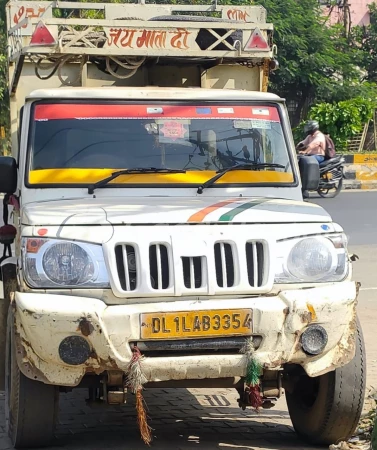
[{"xmin": 245, "ymin": 357, "xmax": 262, "ymax": 387}]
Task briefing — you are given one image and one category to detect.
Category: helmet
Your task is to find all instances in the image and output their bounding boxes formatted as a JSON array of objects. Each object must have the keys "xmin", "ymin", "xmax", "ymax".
[{"xmin": 304, "ymin": 120, "xmax": 319, "ymax": 135}]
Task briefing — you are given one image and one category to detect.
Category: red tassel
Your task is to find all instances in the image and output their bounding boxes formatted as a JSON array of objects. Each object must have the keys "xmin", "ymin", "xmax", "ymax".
[{"xmin": 247, "ymin": 384, "xmax": 263, "ymax": 410}]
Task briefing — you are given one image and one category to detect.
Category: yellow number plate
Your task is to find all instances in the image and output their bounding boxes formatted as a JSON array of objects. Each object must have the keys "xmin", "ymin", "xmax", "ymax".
[{"xmin": 140, "ymin": 309, "xmax": 252, "ymax": 340}]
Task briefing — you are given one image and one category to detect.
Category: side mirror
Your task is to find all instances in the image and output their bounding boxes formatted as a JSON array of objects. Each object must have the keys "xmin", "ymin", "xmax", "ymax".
[
  {"xmin": 298, "ymin": 156, "xmax": 319, "ymax": 192},
  {"xmin": 0, "ymin": 157, "xmax": 17, "ymax": 194}
]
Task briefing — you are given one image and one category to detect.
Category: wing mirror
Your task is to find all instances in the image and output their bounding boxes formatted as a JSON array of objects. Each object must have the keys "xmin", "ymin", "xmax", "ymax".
[
  {"xmin": 0, "ymin": 157, "xmax": 17, "ymax": 194},
  {"xmin": 298, "ymin": 156, "xmax": 319, "ymax": 192}
]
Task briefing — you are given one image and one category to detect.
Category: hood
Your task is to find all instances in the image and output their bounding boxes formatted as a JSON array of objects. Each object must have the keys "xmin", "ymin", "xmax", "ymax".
[{"xmin": 21, "ymin": 197, "xmax": 331, "ymax": 226}]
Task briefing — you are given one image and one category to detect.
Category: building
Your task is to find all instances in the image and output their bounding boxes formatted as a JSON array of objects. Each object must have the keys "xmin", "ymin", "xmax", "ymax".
[{"xmin": 320, "ymin": 0, "xmax": 371, "ymax": 28}]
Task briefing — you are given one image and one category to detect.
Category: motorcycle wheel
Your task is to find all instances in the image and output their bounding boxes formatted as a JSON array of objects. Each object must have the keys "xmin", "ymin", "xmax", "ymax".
[{"xmin": 317, "ymin": 176, "xmax": 343, "ymax": 198}]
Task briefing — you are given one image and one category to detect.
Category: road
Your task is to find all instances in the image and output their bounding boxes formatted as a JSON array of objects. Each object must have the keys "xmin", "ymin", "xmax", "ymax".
[{"xmin": 0, "ymin": 191, "xmax": 376, "ymax": 450}]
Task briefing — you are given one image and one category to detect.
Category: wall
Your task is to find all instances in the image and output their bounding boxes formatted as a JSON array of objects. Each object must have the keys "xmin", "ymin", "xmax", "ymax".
[{"xmin": 324, "ymin": 0, "xmax": 371, "ymax": 27}]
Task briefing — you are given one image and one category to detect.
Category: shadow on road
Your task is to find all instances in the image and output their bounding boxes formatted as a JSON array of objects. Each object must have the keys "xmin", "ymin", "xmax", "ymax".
[{"xmin": 13, "ymin": 388, "xmax": 323, "ymax": 450}]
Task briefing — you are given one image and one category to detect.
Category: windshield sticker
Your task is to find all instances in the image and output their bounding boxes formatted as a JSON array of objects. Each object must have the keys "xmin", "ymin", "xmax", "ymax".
[
  {"xmin": 251, "ymin": 119, "xmax": 271, "ymax": 130},
  {"xmin": 234, "ymin": 119, "xmax": 272, "ymax": 130},
  {"xmin": 217, "ymin": 108, "xmax": 234, "ymax": 114},
  {"xmin": 196, "ymin": 107, "xmax": 212, "ymax": 115},
  {"xmin": 147, "ymin": 107, "xmax": 164, "ymax": 114},
  {"xmin": 234, "ymin": 120, "xmax": 253, "ymax": 130},
  {"xmin": 252, "ymin": 108, "xmax": 270, "ymax": 116},
  {"xmin": 34, "ymin": 105, "xmax": 280, "ymax": 121},
  {"xmin": 158, "ymin": 120, "xmax": 189, "ymax": 142}
]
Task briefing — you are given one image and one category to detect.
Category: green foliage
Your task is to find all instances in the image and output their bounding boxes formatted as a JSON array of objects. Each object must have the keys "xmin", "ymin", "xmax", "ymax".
[
  {"xmin": 250, "ymin": 0, "xmax": 366, "ymax": 125},
  {"xmin": 295, "ymin": 97, "xmax": 376, "ymax": 150},
  {"xmin": 351, "ymin": 3, "xmax": 377, "ymax": 84},
  {"xmin": 1, "ymin": 0, "xmax": 377, "ymax": 150}
]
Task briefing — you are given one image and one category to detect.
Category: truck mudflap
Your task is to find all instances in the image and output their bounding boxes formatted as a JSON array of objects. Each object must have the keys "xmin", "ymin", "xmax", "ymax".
[{"xmin": 12, "ymin": 282, "xmax": 358, "ymax": 386}]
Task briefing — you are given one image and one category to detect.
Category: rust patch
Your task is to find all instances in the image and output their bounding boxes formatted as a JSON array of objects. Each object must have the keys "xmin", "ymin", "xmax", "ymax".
[
  {"xmin": 299, "ymin": 310, "xmax": 313, "ymax": 324},
  {"xmin": 78, "ymin": 318, "xmax": 94, "ymax": 337},
  {"xmin": 263, "ymin": 358, "xmax": 285, "ymax": 369},
  {"xmin": 21, "ymin": 336, "xmax": 32, "ymax": 350},
  {"xmin": 282, "ymin": 307, "xmax": 290, "ymax": 326},
  {"xmin": 306, "ymin": 303, "xmax": 317, "ymax": 321},
  {"xmin": 13, "ymin": 329, "xmax": 51, "ymax": 384},
  {"xmin": 20, "ymin": 358, "xmax": 50, "ymax": 384}
]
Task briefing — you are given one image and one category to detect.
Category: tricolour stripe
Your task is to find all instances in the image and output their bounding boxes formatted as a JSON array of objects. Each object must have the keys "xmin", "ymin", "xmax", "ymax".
[
  {"xmin": 218, "ymin": 200, "xmax": 266, "ymax": 222},
  {"xmin": 187, "ymin": 199, "xmax": 240, "ymax": 223}
]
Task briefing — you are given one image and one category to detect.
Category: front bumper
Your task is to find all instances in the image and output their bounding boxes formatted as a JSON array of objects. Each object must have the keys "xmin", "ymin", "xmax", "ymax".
[{"xmin": 13, "ymin": 282, "xmax": 358, "ymax": 386}]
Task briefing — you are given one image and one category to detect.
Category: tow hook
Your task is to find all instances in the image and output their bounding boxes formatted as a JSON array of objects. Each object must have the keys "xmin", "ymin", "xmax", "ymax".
[{"xmin": 86, "ymin": 370, "xmax": 127, "ymax": 407}]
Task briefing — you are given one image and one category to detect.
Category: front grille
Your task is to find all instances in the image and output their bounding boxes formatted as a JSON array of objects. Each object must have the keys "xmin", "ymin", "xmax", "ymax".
[
  {"xmin": 115, "ymin": 244, "xmax": 137, "ymax": 291},
  {"xmin": 112, "ymin": 237, "xmax": 268, "ymax": 296},
  {"xmin": 182, "ymin": 256, "xmax": 203, "ymax": 289},
  {"xmin": 214, "ymin": 242, "xmax": 235, "ymax": 288},
  {"xmin": 149, "ymin": 244, "xmax": 170, "ymax": 290},
  {"xmin": 246, "ymin": 242, "xmax": 265, "ymax": 287}
]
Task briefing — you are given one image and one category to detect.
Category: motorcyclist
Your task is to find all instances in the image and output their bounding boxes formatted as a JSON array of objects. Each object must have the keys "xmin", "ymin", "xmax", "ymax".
[{"xmin": 296, "ymin": 120, "xmax": 326, "ymax": 163}]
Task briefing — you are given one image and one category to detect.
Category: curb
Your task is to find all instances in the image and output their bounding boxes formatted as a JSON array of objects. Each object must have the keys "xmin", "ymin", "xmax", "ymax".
[
  {"xmin": 343, "ymin": 179, "xmax": 377, "ymax": 190},
  {"xmin": 342, "ymin": 154, "xmax": 377, "ymax": 190}
]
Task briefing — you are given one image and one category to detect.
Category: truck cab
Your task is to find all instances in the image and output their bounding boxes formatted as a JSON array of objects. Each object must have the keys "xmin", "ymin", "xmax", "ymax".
[{"xmin": 0, "ymin": 1, "xmax": 365, "ymax": 448}]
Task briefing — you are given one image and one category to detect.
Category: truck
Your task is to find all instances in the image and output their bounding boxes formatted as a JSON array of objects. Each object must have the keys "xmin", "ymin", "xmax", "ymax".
[{"xmin": 0, "ymin": 1, "xmax": 365, "ymax": 448}]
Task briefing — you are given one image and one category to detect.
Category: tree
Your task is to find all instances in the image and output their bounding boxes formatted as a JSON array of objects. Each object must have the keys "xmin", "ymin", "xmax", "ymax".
[
  {"xmin": 251, "ymin": 0, "xmax": 366, "ymax": 126},
  {"xmin": 351, "ymin": 3, "xmax": 377, "ymax": 83}
]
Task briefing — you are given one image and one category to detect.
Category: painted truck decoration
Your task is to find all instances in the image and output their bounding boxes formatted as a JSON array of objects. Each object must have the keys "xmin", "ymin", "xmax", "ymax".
[{"xmin": 0, "ymin": 1, "xmax": 365, "ymax": 449}]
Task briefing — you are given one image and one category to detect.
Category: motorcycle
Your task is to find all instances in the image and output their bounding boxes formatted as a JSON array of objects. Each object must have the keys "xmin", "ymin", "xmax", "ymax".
[{"xmin": 297, "ymin": 153, "xmax": 345, "ymax": 198}]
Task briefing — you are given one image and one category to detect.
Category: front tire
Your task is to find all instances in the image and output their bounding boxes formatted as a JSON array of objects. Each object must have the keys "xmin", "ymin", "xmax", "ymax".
[
  {"xmin": 0, "ymin": 263, "xmax": 17, "ymax": 390},
  {"xmin": 286, "ymin": 319, "xmax": 366, "ymax": 445},
  {"xmin": 5, "ymin": 308, "xmax": 59, "ymax": 448},
  {"xmin": 317, "ymin": 172, "xmax": 343, "ymax": 198}
]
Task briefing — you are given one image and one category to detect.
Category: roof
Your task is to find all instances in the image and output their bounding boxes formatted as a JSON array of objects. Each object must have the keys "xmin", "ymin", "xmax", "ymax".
[{"xmin": 26, "ymin": 87, "xmax": 283, "ymax": 102}]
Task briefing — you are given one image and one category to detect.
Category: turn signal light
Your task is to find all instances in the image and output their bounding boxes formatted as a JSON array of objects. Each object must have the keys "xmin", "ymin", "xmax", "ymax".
[{"xmin": 30, "ymin": 21, "xmax": 56, "ymax": 46}]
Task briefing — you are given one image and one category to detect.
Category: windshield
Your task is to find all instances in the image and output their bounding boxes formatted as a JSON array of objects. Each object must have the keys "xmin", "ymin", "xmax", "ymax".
[{"xmin": 27, "ymin": 102, "xmax": 295, "ymax": 188}]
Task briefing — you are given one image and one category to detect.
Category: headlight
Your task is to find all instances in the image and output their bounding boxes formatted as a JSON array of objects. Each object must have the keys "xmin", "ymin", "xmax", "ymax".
[
  {"xmin": 274, "ymin": 234, "xmax": 348, "ymax": 283},
  {"xmin": 22, "ymin": 238, "xmax": 110, "ymax": 288}
]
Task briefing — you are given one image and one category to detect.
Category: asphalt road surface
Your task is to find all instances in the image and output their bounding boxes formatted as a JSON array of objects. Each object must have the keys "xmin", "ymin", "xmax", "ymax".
[{"xmin": 0, "ymin": 191, "xmax": 376, "ymax": 450}]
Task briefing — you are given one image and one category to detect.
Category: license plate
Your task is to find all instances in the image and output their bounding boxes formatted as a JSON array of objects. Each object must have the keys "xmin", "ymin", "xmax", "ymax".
[{"xmin": 140, "ymin": 309, "xmax": 252, "ymax": 340}]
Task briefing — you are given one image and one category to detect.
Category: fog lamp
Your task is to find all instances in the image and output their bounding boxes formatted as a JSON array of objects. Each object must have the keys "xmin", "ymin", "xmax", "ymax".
[
  {"xmin": 59, "ymin": 336, "xmax": 91, "ymax": 365},
  {"xmin": 301, "ymin": 325, "xmax": 328, "ymax": 355}
]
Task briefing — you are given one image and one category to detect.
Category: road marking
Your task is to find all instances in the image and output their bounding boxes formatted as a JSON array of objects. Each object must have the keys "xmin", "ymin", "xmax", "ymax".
[{"xmin": 360, "ymin": 287, "xmax": 377, "ymax": 291}]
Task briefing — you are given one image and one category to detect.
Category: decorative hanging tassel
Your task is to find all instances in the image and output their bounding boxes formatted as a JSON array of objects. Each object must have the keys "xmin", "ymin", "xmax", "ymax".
[
  {"xmin": 136, "ymin": 389, "xmax": 152, "ymax": 445},
  {"xmin": 126, "ymin": 345, "xmax": 152, "ymax": 446},
  {"xmin": 242, "ymin": 339, "xmax": 264, "ymax": 411}
]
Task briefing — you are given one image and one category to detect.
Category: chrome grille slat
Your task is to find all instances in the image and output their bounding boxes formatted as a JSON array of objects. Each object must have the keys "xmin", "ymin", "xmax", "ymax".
[
  {"xmin": 182, "ymin": 256, "xmax": 202, "ymax": 289},
  {"xmin": 156, "ymin": 244, "xmax": 162, "ymax": 290},
  {"xmin": 190, "ymin": 257, "xmax": 195, "ymax": 289},
  {"xmin": 214, "ymin": 242, "xmax": 234, "ymax": 288},
  {"xmin": 220, "ymin": 243, "xmax": 228, "ymax": 287},
  {"xmin": 121, "ymin": 245, "xmax": 131, "ymax": 291},
  {"xmin": 252, "ymin": 242, "xmax": 258, "ymax": 288},
  {"xmin": 149, "ymin": 244, "xmax": 170, "ymax": 290},
  {"xmin": 246, "ymin": 241, "xmax": 265, "ymax": 287},
  {"xmin": 115, "ymin": 244, "xmax": 137, "ymax": 291}
]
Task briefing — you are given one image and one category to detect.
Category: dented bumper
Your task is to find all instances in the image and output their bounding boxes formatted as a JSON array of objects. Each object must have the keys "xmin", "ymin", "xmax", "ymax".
[{"xmin": 13, "ymin": 282, "xmax": 357, "ymax": 386}]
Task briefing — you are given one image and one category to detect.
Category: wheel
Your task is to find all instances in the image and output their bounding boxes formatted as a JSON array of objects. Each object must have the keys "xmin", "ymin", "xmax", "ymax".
[
  {"xmin": 286, "ymin": 318, "xmax": 366, "ymax": 445},
  {"xmin": 149, "ymin": 15, "xmax": 243, "ymax": 51},
  {"xmin": 317, "ymin": 173, "xmax": 343, "ymax": 198},
  {"xmin": 5, "ymin": 308, "xmax": 59, "ymax": 448},
  {"xmin": 0, "ymin": 263, "xmax": 17, "ymax": 390}
]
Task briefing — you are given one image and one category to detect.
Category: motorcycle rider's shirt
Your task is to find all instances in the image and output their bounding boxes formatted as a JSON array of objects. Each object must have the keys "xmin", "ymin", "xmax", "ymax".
[{"xmin": 299, "ymin": 130, "xmax": 326, "ymax": 156}]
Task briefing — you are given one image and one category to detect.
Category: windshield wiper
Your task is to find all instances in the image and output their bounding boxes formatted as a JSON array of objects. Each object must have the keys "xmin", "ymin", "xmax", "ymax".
[
  {"xmin": 196, "ymin": 163, "xmax": 285, "ymax": 194},
  {"xmin": 88, "ymin": 168, "xmax": 186, "ymax": 194}
]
